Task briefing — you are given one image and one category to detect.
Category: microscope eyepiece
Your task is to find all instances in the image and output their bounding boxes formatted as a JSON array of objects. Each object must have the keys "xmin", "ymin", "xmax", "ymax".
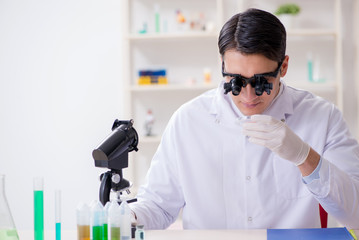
[{"xmin": 93, "ymin": 119, "xmax": 138, "ymax": 170}]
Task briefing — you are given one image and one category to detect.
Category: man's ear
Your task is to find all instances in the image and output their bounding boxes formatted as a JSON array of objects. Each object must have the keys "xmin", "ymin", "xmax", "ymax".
[{"xmin": 280, "ymin": 55, "xmax": 289, "ymax": 77}]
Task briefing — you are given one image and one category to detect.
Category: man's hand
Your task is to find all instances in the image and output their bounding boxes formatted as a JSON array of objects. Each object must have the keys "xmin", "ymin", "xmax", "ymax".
[{"xmin": 242, "ymin": 114, "xmax": 310, "ymax": 166}]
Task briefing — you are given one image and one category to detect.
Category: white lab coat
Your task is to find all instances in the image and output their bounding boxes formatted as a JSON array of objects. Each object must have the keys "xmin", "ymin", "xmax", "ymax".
[{"xmin": 130, "ymin": 81, "xmax": 359, "ymax": 229}]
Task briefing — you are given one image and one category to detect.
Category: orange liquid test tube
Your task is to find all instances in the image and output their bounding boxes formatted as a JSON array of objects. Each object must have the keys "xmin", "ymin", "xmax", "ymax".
[{"xmin": 76, "ymin": 203, "xmax": 90, "ymax": 240}]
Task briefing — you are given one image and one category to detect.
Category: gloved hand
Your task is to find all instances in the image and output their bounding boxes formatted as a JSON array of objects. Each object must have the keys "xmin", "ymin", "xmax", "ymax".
[{"xmin": 242, "ymin": 114, "xmax": 310, "ymax": 166}]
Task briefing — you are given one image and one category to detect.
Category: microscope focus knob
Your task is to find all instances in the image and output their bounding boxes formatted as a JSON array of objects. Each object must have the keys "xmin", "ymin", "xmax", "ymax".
[{"xmin": 111, "ymin": 173, "xmax": 121, "ymax": 184}]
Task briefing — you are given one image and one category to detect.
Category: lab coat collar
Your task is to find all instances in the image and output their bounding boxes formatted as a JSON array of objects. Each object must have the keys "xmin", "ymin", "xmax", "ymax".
[{"xmin": 210, "ymin": 80, "xmax": 293, "ymax": 122}]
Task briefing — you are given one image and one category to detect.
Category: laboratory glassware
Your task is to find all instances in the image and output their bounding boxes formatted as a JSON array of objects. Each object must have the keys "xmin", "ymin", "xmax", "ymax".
[
  {"xmin": 119, "ymin": 201, "xmax": 131, "ymax": 240},
  {"xmin": 34, "ymin": 177, "xmax": 44, "ymax": 240},
  {"xmin": 108, "ymin": 200, "xmax": 121, "ymax": 240},
  {"xmin": 55, "ymin": 189, "xmax": 61, "ymax": 240},
  {"xmin": 91, "ymin": 201, "xmax": 104, "ymax": 240},
  {"xmin": 103, "ymin": 201, "xmax": 110, "ymax": 240},
  {"xmin": 76, "ymin": 202, "xmax": 90, "ymax": 240},
  {"xmin": 135, "ymin": 225, "xmax": 145, "ymax": 240},
  {"xmin": 0, "ymin": 174, "xmax": 19, "ymax": 240}
]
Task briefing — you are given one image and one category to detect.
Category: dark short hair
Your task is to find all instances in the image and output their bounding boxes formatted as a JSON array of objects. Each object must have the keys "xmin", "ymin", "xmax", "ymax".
[{"xmin": 218, "ymin": 8, "xmax": 286, "ymax": 62}]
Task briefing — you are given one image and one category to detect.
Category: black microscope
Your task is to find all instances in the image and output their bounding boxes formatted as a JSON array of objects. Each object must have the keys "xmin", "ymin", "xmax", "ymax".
[{"xmin": 92, "ymin": 119, "xmax": 139, "ymax": 206}]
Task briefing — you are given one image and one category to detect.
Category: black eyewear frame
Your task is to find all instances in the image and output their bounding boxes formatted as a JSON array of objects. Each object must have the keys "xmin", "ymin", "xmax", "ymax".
[{"xmin": 222, "ymin": 61, "xmax": 283, "ymax": 96}]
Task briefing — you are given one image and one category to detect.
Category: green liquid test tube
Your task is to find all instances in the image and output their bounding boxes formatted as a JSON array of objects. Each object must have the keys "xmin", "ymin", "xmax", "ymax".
[
  {"xmin": 56, "ymin": 223, "xmax": 61, "ymax": 240},
  {"xmin": 103, "ymin": 223, "xmax": 108, "ymax": 240},
  {"xmin": 110, "ymin": 227, "xmax": 120, "ymax": 240},
  {"xmin": 91, "ymin": 201, "xmax": 104, "ymax": 240},
  {"xmin": 34, "ymin": 177, "xmax": 44, "ymax": 240},
  {"xmin": 103, "ymin": 201, "xmax": 110, "ymax": 240},
  {"xmin": 55, "ymin": 190, "xmax": 61, "ymax": 240},
  {"xmin": 92, "ymin": 226, "xmax": 103, "ymax": 240}
]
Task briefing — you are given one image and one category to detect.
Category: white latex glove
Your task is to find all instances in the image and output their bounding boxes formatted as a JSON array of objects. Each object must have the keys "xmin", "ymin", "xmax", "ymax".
[{"xmin": 242, "ymin": 114, "xmax": 310, "ymax": 166}]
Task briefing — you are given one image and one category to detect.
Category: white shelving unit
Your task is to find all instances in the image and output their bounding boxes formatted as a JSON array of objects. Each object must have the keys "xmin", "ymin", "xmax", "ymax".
[
  {"xmin": 121, "ymin": 0, "xmax": 345, "ymax": 192},
  {"xmin": 121, "ymin": 0, "xmax": 224, "ymax": 191}
]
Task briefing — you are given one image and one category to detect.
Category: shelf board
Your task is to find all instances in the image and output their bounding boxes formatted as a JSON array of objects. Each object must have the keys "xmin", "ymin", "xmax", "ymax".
[
  {"xmin": 127, "ymin": 31, "xmax": 218, "ymax": 40},
  {"xmin": 127, "ymin": 29, "xmax": 336, "ymax": 40},
  {"xmin": 130, "ymin": 83, "xmax": 217, "ymax": 92},
  {"xmin": 287, "ymin": 28, "xmax": 337, "ymax": 37}
]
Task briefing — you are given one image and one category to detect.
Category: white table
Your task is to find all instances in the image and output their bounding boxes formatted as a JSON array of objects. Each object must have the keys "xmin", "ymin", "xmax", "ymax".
[
  {"xmin": 146, "ymin": 229, "xmax": 359, "ymax": 240},
  {"xmin": 18, "ymin": 229, "xmax": 359, "ymax": 240},
  {"xmin": 146, "ymin": 229, "xmax": 266, "ymax": 240}
]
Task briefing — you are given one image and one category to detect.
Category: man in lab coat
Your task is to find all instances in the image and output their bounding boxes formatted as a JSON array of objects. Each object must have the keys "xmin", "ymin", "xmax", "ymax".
[{"xmin": 130, "ymin": 8, "xmax": 359, "ymax": 229}]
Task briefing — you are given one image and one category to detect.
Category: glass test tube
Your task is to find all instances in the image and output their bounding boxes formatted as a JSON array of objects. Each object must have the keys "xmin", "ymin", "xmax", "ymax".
[
  {"xmin": 91, "ymin": 201, "xmax": 104, "ymax": 240},
  {"xmin": 103, "ymin": 201, "xmax": 111, "ymax": 240},
  {"xmin": 76, "ymin": 203, "xmax": 90, "ymax": 240},
  {"xmin": 119, "ymin": 201, "xmax": 131, "ymax": 240},
  {"xmin": 33, "ymin": 177, "xmax": 44, "ymax": 240},
  {"xmin": 135, "ymin": 225, "xmax": 145, "ymax": 240},
  {"xmin": 108, "ymin": 200, "xmax": 121, "ymax": 240},
  {"xmin": 55, "ymin": 190, "xmax": 61, "ymax": 240}
]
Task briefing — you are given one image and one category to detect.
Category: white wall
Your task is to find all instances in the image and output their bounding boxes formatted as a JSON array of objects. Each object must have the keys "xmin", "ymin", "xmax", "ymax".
[{"xmin": 0, "ymin": 0, "xmax": 124, "ymax": 231}]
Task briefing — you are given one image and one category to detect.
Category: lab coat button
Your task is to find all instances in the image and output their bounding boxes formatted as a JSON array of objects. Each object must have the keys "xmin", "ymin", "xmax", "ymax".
[
  {"xmin": 215, "ymin": 119, "xmax": 220, "ymax": 124},
  {"xmin": 248, "ymin": 217, "xmax": 252, "ymax": 222},
  {"xmin": 246, "ymin": 176, "xmax": 251, "ymax": 181}
]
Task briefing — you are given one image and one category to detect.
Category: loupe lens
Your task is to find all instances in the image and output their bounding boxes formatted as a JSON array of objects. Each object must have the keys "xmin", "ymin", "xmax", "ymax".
[
  {"xmin": 232, "ymin": 82, "xmax": 241, "ymax": 95},
  {"xmin": 255, "ymin": 87, "xmax": 263, "ymax": 96}
]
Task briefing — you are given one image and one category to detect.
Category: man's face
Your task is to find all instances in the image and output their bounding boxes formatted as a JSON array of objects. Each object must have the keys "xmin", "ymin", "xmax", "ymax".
[{"xmin": 223, "ymin": 50, "xmax": 289, "ymax": 116}]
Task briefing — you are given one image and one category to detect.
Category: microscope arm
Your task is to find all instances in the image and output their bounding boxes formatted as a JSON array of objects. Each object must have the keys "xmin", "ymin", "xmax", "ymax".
[{"xmin": 99, "ymin": 171, "xmax": 112, "ymax": 206}]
